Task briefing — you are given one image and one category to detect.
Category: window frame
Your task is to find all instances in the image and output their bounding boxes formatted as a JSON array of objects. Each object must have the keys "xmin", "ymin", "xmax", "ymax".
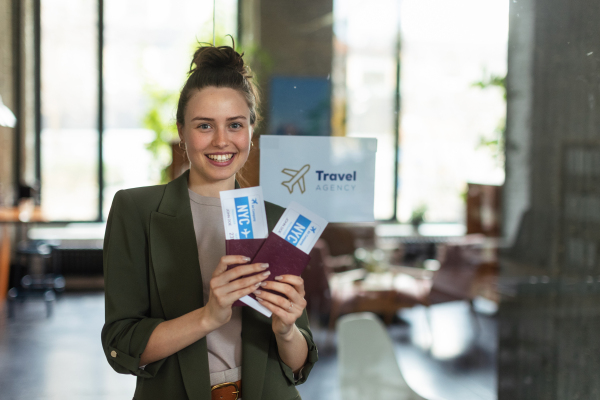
[{"xmin": 34, "ymin": 0, "xmax": 403, "ymax": 223}]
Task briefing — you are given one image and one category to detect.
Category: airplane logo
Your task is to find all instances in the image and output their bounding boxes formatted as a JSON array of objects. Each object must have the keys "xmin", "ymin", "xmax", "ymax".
[
  {"xmin": 310, "ymin": 227, "xmax": 316, "ymax": 233},
  {"xmin": 252, "ymin": 198, "xmax": 258, "ymax": 205},
  {"xmin": 241, "ymin": 228, "xmax": 251, "ymax": 238},
  {"xmin": 281, "ymin": 164, "xmax": 311, "ymax": 194}
]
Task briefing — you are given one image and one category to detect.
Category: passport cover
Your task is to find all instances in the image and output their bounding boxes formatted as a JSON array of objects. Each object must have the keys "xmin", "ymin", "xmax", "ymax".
[
  {"xmin": 226, "ymin": 238, "xmax": 265, "ymax": 306},
  {"xmin": 225, "ymin": 233, "xmax": 311, "ymax": 306}
]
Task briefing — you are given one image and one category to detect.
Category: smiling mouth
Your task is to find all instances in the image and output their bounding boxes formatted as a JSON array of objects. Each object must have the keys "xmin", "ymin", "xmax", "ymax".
[{"xmin": 206, "ymin": 153, "xmax": 234, "ymax": 162}]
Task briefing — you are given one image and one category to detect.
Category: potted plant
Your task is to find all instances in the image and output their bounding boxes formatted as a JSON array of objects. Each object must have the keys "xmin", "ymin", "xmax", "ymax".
[{"xmin": 410, "ymin": 204, "xmax": 427, "ymax": 234}]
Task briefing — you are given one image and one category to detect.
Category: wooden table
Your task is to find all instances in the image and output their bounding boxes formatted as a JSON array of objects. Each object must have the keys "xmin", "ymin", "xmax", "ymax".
[
  {"xmin": 0, "ymin": 206, "xmax": 46, "ymax": 302},
  {"xmin": 328, "ymin": 267, "xmax": 433, "ymax": 329}
]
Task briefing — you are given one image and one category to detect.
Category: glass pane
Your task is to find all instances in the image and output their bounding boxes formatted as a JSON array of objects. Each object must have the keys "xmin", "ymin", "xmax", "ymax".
[
  {"xmin": 397, "ymin": 0, "xmax": 508, "ymax": 223},
  {"xmin": 41, "ymin": 0, "xmax": 98, "ymax": 221},
  {"xmin": 103, "ymin": 0, "xmax": 238, "ymax": 219},
  {"xmin": 333, "ymin": 0, "xmax": 398, "ymax": 220}
]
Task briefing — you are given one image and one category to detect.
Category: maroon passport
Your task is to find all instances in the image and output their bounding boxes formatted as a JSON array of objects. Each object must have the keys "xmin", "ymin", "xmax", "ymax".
[
  {"xmin": 226, "ymin": 238, "xmax": 265, "ymax": 306},
  {"xmin": 225, "ymin": 233, "xmax": 311, "ymax": 306}
]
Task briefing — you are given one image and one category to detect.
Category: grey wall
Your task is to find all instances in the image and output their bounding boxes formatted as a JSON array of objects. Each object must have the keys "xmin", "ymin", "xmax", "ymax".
[{"xmin": 500, "ymin": 0, "xmax": 600, "ymax": 398}]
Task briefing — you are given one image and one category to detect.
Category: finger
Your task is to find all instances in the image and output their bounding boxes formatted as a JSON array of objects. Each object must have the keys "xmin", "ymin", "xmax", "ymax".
[
  {"xmin": 211, "ymin": 262, "xmax": 269, "ymax": 291},
  {"xmin": 219, "ymin": 262, "xmax": 270, "ymax": 283},
  {"xmin": 222, "ymin": 269, "xmax": 271, "ymax": 295},
  {"xmin": 213, "ymin": 255, "xmax": 252, "ymax": 277},
  {"xmin": 254, "ymin": 288, "xmax": 306, "ymax": 314},
  {"xmin": 219, "ymin": 282, "xmax": 267, "ymax": 307},
  {"xmin": 258, "ymin": 280, "xmax": 306, "ymax": 304},
  {"xmin": 256, "ymin": 297, "xmax": 297, "ymax": 324},
  {"xmin": 273, "ymin": 275, "xmax": 305, "ymax": 297}
]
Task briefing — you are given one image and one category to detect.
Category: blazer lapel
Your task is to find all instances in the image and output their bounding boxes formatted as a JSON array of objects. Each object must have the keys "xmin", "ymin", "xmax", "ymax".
[{"xmin": 149, "ymin": 169, "xmax": 211, "ymax": 399}]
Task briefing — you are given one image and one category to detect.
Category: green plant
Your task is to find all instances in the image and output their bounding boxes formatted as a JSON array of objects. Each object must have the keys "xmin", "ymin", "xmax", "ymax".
[
  {"xmin": 143, "ymin": 85, "xmax": 180, "ymax": 184},
  {"xmin": 472, "ymin": 72, "xmax": 506, "ymax": 167},
  {"xmin": 410, "ymin": 204, "xmax": 427, "ymax": 226}
]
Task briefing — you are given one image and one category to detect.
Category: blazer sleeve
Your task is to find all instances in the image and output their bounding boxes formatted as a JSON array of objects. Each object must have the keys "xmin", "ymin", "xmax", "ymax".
[
  {"xmin": 276, "ymin": 308, "xmax": 318, "ymax": 386},
  {"xmin": 101, "ymin": 190, "xmax": 166, "ymax": 378}
]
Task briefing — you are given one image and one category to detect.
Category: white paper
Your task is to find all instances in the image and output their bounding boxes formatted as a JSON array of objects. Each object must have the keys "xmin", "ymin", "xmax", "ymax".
[
  {"xmin": 273, "ymin": 201, "xmax": 328, "ymax": 254},
  {"xmin": 239, "ymin": 295, "xmax": 272, "ymax": 317},
  {"xmin": 260, "ymin": 136, "xmax": 376, "ymax": 222},
  {"xmin": 220, "ymin": 187, "xmax": 269, "ymax": 240}
]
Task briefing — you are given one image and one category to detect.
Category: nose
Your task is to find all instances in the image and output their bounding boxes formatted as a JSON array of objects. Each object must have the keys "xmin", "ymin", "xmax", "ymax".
[{"xmin": 211, "ymin": 125, "xmax": 228, "ymax": 148}]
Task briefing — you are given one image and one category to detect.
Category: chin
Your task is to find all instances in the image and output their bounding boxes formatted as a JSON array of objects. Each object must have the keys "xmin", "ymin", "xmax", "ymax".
[{"xmin": 193, "ymin": 163, "xmax": 238, "ymax": 183}]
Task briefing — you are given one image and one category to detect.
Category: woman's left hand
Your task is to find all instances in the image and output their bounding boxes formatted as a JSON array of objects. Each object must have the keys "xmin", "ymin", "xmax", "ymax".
[{"xmin": 253, "ymin": 275, "xmax": 307, "ymax": 338}]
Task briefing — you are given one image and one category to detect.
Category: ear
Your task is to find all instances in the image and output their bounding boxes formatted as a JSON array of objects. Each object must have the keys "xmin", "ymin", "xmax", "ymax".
[{"xmin": 177, "ymin": 122, "xmax": 184, "ymax": 142}]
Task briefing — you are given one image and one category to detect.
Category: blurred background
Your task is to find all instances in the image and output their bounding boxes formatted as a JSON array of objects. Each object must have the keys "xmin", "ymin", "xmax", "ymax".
[{"xmin": 0, "ymin": 0, "xmax": 598, "ymax": 399}]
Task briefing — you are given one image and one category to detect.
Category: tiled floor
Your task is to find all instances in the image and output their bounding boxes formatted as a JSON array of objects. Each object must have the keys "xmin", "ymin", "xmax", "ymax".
[{"xmin": 0, "ymin": 293, "xmax": 496, "ymax": 400}]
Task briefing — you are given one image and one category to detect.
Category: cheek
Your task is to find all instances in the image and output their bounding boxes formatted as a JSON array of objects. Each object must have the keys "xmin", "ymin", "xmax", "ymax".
[
  {"xmin": 187, "ymin": 133, "xmax": 210, "ymax": 150},
  {"xmin": 236, "ymin": 131, "xmax": 252, "ymax": 150}
]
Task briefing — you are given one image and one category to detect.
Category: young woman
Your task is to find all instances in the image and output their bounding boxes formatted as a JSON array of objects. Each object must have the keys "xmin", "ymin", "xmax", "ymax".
[{"xmin": 101, "ymin": 44, "xmax": 317, "ymax": 400}]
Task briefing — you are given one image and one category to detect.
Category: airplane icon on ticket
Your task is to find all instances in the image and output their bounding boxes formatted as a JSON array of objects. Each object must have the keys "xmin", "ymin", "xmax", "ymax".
[{"xmin": 281, "ymin": 164, "xmax": 311, "ymax": 194}]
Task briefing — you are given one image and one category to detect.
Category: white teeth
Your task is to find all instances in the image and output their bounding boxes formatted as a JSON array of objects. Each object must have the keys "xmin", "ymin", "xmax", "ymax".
[{"xmin": 207, "ymin": 154, "xmax": 233, "ymax": 162}]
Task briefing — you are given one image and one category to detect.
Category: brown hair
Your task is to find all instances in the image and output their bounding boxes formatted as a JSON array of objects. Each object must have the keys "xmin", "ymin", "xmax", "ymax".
[{"xmin": 176, "ymin": 41, "xmax": 260, "ymax": 126}]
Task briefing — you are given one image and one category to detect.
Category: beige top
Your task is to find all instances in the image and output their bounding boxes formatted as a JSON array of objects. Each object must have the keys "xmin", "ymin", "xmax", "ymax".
[{"xmin": 188, "ymin": 189, "xmax": 242, "ymax": 387}]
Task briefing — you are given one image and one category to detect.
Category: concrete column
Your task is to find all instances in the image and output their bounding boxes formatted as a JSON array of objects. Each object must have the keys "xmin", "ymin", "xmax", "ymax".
[
  {"xmin": 500, "ymin": 0, "xmax": 600, "ymax": 398},
  {"xmin": 502, "ymin": 0, "xmax": 535, "ymax": 246},
  {"xmin": 238, "ymin": 0, "xmax": 333, "ymax": 186}
]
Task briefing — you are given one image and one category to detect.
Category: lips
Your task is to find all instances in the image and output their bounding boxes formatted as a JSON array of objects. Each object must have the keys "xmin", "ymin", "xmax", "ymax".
[
  {"xmin": 205, "ymin": 153, "xmax": 236, "ymax": 166},
  {"xmin": 207, "ymin": 153, "xmax": 234, "ymax": 162}
]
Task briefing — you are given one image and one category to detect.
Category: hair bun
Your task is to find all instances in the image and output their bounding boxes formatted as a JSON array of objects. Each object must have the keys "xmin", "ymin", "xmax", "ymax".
[
  {"xmin": 177, "ymin": 39, "xmax": 260, "ymax": 127},
  {"xmin": 189, "ymin": 43, "xmax": 246, "ymax": 76}
]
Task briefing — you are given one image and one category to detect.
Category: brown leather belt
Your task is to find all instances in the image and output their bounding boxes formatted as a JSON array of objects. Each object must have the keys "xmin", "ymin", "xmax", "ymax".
[{"xmin": 211, "ymin": 380, "xmax": 241, "ymax": 400}]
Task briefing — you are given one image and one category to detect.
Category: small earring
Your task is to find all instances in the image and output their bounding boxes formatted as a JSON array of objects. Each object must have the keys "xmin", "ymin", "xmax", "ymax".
[
  {"xmin": 251, "ymin": 141, "xmax": 254, "ymax": 147},
  {"xmin": 179, "ymin": 141, "xmax": 186, "ymax": 150}
]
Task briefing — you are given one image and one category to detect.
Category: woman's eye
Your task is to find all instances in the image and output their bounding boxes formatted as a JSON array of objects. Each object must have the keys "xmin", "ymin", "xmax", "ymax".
[
  {"xmin": 198, "ymin": 123, "xmax": 211, "ymax": 130},
  {"xmin": 230, "ymin": 122, "xmax": 242, "ymax": 129}
]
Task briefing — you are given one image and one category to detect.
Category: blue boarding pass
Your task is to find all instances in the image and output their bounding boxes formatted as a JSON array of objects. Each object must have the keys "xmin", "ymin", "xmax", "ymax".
[
  {"xmin": 219, "ymin": 187, "xmax": 269, "ymax": 240},
  {"xmin": 273, "ymin": 201, "xmax": 328, "ymax": 254}
]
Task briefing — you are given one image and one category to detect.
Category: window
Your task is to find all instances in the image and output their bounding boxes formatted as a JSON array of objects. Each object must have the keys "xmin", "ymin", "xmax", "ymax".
[
  {"xmin": 333, "ymin": 0, "xmax": 508, "ymax": 222},
  {"xmin": 397, "ymin": 0, "xmax": 508, "ymax": 223},
  {"xmin": 333, "ymin": 0, "xmax": 400, "ymax": 220},
  {"xmin": 41, "ymin": 0, "xmax": 99, "ymax": 221},
  {"xmin": 39, "ymin": 0, "xmax": 237, "ymax": 221}
]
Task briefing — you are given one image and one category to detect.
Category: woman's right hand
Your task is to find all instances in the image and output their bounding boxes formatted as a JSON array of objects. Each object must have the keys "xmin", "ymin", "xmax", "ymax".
[{"xmin": 203, "ymin": 255, "xmax": 270, "ymax": 331}]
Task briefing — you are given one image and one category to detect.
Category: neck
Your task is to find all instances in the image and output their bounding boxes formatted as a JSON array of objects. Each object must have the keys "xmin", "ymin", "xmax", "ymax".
[{"xmin": 187, "ymin": 168, "xmax": 236, "ymax": 197}]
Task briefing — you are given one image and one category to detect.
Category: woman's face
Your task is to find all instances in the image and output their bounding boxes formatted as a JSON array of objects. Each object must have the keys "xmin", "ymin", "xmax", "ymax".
[{"xmin": 178, "ymin": 86, "xmax": 253, "ymax": 186}]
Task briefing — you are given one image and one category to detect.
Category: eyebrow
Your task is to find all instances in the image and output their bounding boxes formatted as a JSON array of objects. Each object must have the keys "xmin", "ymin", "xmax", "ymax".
[{"xmin": 191, "ymin": 116, "xmax": 247, "ymax": 122}]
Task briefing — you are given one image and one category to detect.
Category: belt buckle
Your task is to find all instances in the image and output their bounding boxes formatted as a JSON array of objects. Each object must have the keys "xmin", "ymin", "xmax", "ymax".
[{"xmin": 211, "ymin": 381, "xmax": 240, "ymax": 400}]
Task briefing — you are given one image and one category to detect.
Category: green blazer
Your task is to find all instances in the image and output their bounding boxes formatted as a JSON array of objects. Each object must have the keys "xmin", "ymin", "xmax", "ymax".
[{"xmin": 101, "ymin": 170, "xmax": 318, "ymax": 400}]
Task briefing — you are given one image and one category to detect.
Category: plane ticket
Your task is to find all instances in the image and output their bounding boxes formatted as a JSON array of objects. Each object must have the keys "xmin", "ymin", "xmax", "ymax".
[
  {"xmin": 273, "ymin": 201, "xmax": 328, "ymax": 254},
  {"xmin": 220, "ymin": 187, "xmax": 269, "ymax": 240}
]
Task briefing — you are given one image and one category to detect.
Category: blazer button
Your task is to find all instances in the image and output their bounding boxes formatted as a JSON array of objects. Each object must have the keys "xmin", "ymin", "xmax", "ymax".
[{"xmin": 111, "ymin": 350, "xmax": 117, "ymax": 358}]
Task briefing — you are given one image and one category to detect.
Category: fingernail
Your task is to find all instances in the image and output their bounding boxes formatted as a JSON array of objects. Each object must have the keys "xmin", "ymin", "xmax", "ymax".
[
  {"xmin": 259, "ymin": 282, "xmax": 267, "ymax": 287},
  {"xmin": 256, "ymin": 297, "xmax": 264, "ymax": 302},
  {"xmin": 260, "ymin": 263, "xmax": 269, "ymax": 269},
  {"xmin": 275, "ymin": 276, "xmax": 283, "ymax": 281},
  {"xmin": 243, "ymin": 257, "xmax": 251, "ymax": 262},
  {"xmin": 254, "ymin": 282, "xmax": 261, "ymax": 287},
  {"xmin": 254, "ymin": 290, "xmax": 262, "ymax": 295},
  {"xmin": 261, "ymin": 271, "xmax": 270, "ymax": 277}
]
